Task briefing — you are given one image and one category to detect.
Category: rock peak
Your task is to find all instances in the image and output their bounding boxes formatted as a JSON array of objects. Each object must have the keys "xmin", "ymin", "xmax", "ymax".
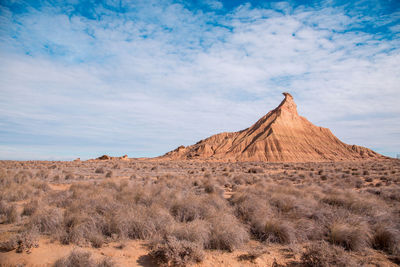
[
  {"xmin": 161, "ymin": 91, "xmax": 384, "ymax": 162},
  {"xmin": 282, "ymin": 92, "xmax": 293, "ymax": 99},
  {"xmin": 277, "ymin": 92, "xmax": 297, "ymax": 114}
]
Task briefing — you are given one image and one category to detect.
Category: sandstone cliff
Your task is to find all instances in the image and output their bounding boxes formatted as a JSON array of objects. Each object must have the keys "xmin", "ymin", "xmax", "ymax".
[{"xmin": 161, "ymin": 93, "xmax": 384, "ymax": 162}]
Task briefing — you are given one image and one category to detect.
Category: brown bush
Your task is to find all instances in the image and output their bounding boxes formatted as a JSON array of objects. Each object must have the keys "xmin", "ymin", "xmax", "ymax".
[
  {"xmin": 54, "ymin": 249, "xmax": 96, "ymax": 267},
  {"xmin": 97, "ymin": 257, "xmax": 116, "ymax": 267},
  {"xmin": 0, "ymin": 229, "xmax": 38, "ymax": 253},
  {"xmin": 252, "ymin": 219, "xmax": 294, "ymax": 244},
  {"xmin": 170, "ymin": 195, "xmax": 207, "ymax": 222},
  {"xmin": 61, "ymin": 211, "xmax": 105, "ymax": 247},
  {"xmin": 207, "ymin": 214, "xmax": 249, "ymax": 251},
  {"xmin": 300, "ymin": 241, "xmax": 355, "ymax": 267},
  {"xmin": 230, "ymin": 191, "xmax": 271, "ymax": 222},
  {"xmin": 321, "ymin": 191, "xmax": 381, "ymax": 216},
  {"xmin": 203, "ymin": 183, "xmax": 215, "ymax": 193},
  {"xmin": 22, "ymin": 199, "xmax": 39, "ymax": 216},
  {"xmin": 150, "ymin": 236, "xmax": 204, "ymax": 266},
  {"xmin": 110, "ymin": 205, "xmax": 174, "ymax": 240},
  {"xmin": 248, "ymin": 167, "xmax": 264, "ymax": 174},
  {"xmin": 328, "ymin": 222, "xmax": 370, "ymax": 251},
  {"xmin": 0, "ymin": 201, "xmax": 19, "ymax": 223},
  {"xmin": 95, "ymin": 167, "xmax": 105, "ymax": 174},
  {"xmin": 372, "ymin": 225, "xmax": 400, "ymax": 254},
  {"xmin": 29, "ymin": 207, "xmax": 63, "ymax": 235},
  {"xmin": 170, "ymin": 220, "xmax": 211, "ymax": 248}
]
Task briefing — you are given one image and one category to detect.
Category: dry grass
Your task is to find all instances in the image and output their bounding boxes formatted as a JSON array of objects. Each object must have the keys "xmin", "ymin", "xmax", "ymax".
[
  {"xmin": 0, "ymin": 201, "xmax": 19, "ymax": 224},
  {"xmin": 300, "ymin": 241, "xmax": 356, "ymax": 266},
  {"xmin": 0, "ymin": 159, "xmax": 399, "ymax": 266},
  {"xmin": 54, "ymin": 249, "xmax": 115, "ymax": 267},
  {"xmin": 372, "ymin": 225, "xmax": 400, "ymax": 254},
  {"xmin": 328, "ymin": 222, "xmax": 370, "ymax": 251},
  {"xmin": 0, "ymin": 229, "xmax": 38, "ymax": 253},
  {"xmin": 150, "ymin": 236, "xmax": 204, "ymax": 266}
]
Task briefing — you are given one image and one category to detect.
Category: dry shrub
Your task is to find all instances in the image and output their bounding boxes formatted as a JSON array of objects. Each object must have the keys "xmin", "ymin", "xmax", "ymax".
[
  {"xmin": 65, "ymin": 173, "xmax": 75, "ymax": 180},
  {"xmin": 111, "ymin": 205, "xmax": 174, "ymax": 240},
  {"xmin": 14, "ymin": 170, "xmax": 32, "ymax": 183},
  {"xmin": 372, "ymin": 225, "xmax": 400, "ymax": 254},
  {"xmin": 252, "ymin": 219, "xmax": 294, "ymax": 244},
  {"xmin": 270, "ymin": 194, "xmax": 297, "ymax": 213},
  {"xmin": 170, "ymin": 196, "xmax": 206, "ymax": 222},
  {"xmin": 170, "ymin": 220, "xmax": 211, "ymax": 248},
  {"xmin": 45, "ymin": 190, "xmax": 71, "ymax": 208},
  {"xmin": 232, "ymin": 174, "xmax": 247, "ymax": 185},
  {"xmin": 300, "ymin": 241, "xmax": 355, "ymax": 267},
  {"xmin": 0, "ymin": 201, "xmax": 19, "ymax": 223},
  {"xmin": 54, "ymin": 249, "xmax": 95, "ymax": 267},
  {"xmin": 29, "ymin": 207, "xmax": 63, "ymax": 235},
  {"xmin": 328, "ymin": 222, "xmax": 370, "ymax": 251},
  {"xmin": 22, "ymin": 199, "xmax": 39, "ymax": 216},
  {"xmin": 30, "ymin": 180, "xmax": 51, "ymax": 191},
  {"xmin": 1, "ymin": 183, "xmax": 34, "ymax": 202},
  {"xmin": 321, "ymin": 191, "xmax": 381, "ymax": 216},
  {"xmin": 97, "ymin": 257, "xmax": 116, "ymax": 267},
  {"xmin": 61, "ymin": 211, "xmax": 105, "ymax": 247},
  {"xmin": 0, "ymin": 229, "xmax": 38, "ymax": 253},
  {"xmin": 95, "ymin": 167, "xmax": 105, "ymax": 174},
  {"xmin": 230, "ymin": 191, "xmax": 271, "ymax": 222},
  {"xmin": 203, "ymin": 183, "xmax": 215, "ymax": 193},
  {"xmin": 207, "ymin": 214, "xmax": 249, "ymax": 251},
  {"xmin": 248, "ymin": 167, "xmax": 264, "ymax": 174},
  {"xmin": 377, "ymin": 187, "xmax": 400, "ymax": 201},
  {"xmin": 150, "ymin": 236, "xmax": 204, "ymax": 266}
]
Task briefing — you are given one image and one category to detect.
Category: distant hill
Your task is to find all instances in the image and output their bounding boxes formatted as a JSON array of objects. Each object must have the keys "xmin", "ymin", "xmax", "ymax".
[{"xmin": 161, "ymin": 93, "xmax": 385, "ymax": 162}]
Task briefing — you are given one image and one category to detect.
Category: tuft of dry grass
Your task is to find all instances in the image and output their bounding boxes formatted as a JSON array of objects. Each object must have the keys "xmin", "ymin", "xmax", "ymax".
[
  {"xmin": 300, "ymin": 241, "xmax": 355, "ymax": 267},
  {"xmin": 207, "ymin": 214, "xmax": 249, "ymax": 251},
  {"xmin": 54, "ymin": 249, "xmax": 115, "ymax": 267},
  {"xmin": 252, "ymin": 219, "xmax": 294, "ymax": 244},
  {"xmin": 150, "ymin": 236, "xmax": 204, "ymax": 267},
  {"xmin": 372, "ymin": 225, "xmax": 400, "ymax": 254},
  {"xmin": 22, "ymin": 199, "xmax": 39, "ymax": 216},
  {"xmin": 328, "ymin": 222, "xmax": 370, "ymax": 251},
  {"xmin": 28, "ymin": 207, "xmax": 63, "ymax": 235},
  {"xmin": 0, "ymin": 201, "xmax": 19, "ymax": 224},
  {"xmin": 0, "ymin": 229, "xmax": 38, "ymax": 253}
]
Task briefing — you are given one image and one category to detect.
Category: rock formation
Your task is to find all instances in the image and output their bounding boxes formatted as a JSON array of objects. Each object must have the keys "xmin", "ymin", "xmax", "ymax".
[
  {"xmin": 161, "ymin": 93, "xmax": 384, "ymax": 162},
  {"xmin": 97, "ymin": 155, "xmax": 111, "ymax": 160},
  {"xmin": 95, "ymin": 155, "xmax": 129, "ymax": 161}
]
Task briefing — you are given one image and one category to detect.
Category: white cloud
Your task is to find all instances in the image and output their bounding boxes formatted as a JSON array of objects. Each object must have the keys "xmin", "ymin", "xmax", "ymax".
[
  {"xmin": 201, "ymin": 0, "xmax": 223, "ymax": 10},
  {"xmin": 0, "ymin": 1, "xmax": 399, "ymax": 160}
]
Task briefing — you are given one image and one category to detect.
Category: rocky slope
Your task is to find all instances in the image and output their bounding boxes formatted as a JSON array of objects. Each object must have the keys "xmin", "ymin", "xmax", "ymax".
[{"xmin": 161, "ymin": 93, "xmax": 384, "ymax": 162}]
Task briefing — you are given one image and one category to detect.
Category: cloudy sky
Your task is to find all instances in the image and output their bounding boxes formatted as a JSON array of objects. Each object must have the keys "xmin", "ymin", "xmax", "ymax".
[{"xmin": 0, "ymin": 0, "xmax": 399, "ymax": 160}]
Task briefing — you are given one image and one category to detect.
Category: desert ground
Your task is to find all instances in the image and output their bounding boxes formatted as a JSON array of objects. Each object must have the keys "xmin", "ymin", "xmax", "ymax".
[{"xmin": 1, "ymin": 158, "xmax": 400, "ymax": 266}]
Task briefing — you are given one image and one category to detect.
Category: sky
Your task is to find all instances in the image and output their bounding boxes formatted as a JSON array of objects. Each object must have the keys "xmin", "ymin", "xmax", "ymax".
[{"xmin": 0, "ymin": 0, "xmax": 399, "ymax": 160}]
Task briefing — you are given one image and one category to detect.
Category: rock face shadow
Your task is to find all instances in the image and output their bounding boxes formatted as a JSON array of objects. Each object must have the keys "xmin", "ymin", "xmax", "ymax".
[{"xmin": 137, "ymin": 254, "xmax": 157, "ymax": 267}]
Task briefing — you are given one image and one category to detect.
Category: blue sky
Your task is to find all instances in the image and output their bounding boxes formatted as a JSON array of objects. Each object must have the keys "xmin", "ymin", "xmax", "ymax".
[{"xmin": 0, "ymin": 0, "xmax": 399, "ymax": 160}]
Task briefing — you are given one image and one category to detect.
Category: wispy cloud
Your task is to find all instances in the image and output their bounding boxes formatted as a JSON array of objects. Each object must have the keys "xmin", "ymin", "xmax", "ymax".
[{"xmin": 0, "ymin": 0, "xmax": 399, "ymax": 160}]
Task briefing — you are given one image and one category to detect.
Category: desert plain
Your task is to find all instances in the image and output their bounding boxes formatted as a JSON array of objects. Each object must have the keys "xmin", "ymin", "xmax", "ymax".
[{"xmin": 1, "ymin": 158, "xmax": 400, "ymax": 266}]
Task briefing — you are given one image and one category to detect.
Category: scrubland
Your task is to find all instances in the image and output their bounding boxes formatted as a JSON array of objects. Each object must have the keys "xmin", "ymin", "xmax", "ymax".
[{"xmin": 0, "ymin": 159, "xmax": 399, "ymax": 266}]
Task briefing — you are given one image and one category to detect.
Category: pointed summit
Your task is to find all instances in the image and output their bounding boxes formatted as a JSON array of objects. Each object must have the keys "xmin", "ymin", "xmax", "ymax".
[
  {"xmin": 161, "ymin": 92, "xmax": 385, "ymax": 162},
  {"xmin": 278, "ymin": 92, "xmax": 297, "ymax": 114}
]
